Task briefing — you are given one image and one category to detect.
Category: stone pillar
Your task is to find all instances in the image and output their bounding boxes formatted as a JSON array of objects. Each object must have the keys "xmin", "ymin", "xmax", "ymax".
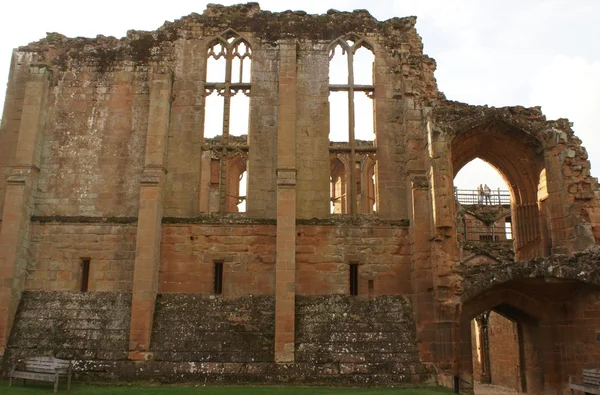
[
  {"xmin": 427, "ymin": 121, "xmax": 462, "ymax": 373},
  {"xmin": 274, "ymin": 39, "xmax": 297, "ymax": 363},
  {"xmin": 542, "ymin": 136, "xmax": 574, "ymax": 254},
  {"xmin": 128, "ymin": 71, "xmax": 172, "ymax": 359},
  {"xmin": 409, "ymin": 176, "xmax": 436, "ymax": 363},
  {"xmin": 0, "ymin": 66, "xmax": 49, "ymax": 356}
]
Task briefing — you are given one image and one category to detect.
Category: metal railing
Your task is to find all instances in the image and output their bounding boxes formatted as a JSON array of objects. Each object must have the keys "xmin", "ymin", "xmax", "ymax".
[
  {"xmin": 455, "ymin": 188, "xmax": 511, "ymax": 206},
  {"xmin": 461, "ymin": 225, "xmax": 513, "ymax": 244}
]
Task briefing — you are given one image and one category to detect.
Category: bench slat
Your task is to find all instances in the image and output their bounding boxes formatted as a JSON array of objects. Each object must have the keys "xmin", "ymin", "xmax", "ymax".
[
  {"xmin": 569, "ymin": 383, "xmax": 600, "ymax": 395},
  {"xmin": 11, "ymin": 371, "xmax": 58, "ymax": 382}
]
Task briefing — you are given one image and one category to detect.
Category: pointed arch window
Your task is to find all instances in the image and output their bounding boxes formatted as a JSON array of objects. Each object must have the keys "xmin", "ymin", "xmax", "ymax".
[
  {"xmin": 202, "ymin": 29, "xmax": 252, "ymax": 213},
  {"xmin": 328, "ymin": 35, "xmax": 376, "ymax": 215}
]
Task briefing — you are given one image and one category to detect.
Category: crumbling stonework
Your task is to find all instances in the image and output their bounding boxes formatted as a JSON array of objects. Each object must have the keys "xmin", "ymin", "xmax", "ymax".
[
  {"xmin": 0, "ymin": 3, "xmax": 599, "ymax": 394},
  {"xmin": 3, "ymin": 291, "xmax": 131, "ymax": 369}
]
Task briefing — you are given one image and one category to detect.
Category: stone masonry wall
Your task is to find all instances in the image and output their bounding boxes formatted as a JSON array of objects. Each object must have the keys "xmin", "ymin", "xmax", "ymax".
[
  {"xmin": 159, "ymin": 222, "xmax": 275, "ymax": 295},
  {"xmin": 0, "ymin": 52, "xmax": 30, "ymax": 217},
  {"xmin": 296, "ymin": 295, "xmax": 430, "ymax": 384},
  {"xmin": 150, "ymin": 294, "xmax": 274, "ymax": 363},
  {"xmin": 296, "ymin": 221, "xmax": 411, "ymax": 295},
  {"xmin": 560, "ymin": 289, "xmax": 600, "ymax": 382},
  {"xmin": 35, "ymin": 70, "xmax": 149, "ymax": 217},
  {"xmin": 3, "ymin": 291, "xmax": 131, "ymax": 370},
  {"xmin": 488, "ymin": 312, "xmax": 519, "ymax": 391},
  {"xmin": 26, "ymin": 222, "xmax": 137, "ymax": 292},
  {"xmin": 7, "ymin": 293, "xmax": 429, "ymax": 385}
]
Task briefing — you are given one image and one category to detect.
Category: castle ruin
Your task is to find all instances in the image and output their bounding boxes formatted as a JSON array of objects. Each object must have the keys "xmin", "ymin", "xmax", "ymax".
[{"xmin": 0, "ymin": 3, "xmax": 599, "ymax": 394}]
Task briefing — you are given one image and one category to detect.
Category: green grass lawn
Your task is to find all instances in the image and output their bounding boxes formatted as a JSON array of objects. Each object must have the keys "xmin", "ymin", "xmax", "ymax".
[{"xmin": 1, "ymin": 382, "xmax": 453, "ymax": 394}]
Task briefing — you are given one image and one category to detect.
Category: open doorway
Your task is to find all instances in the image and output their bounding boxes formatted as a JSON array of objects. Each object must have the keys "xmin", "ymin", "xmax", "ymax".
[
  {"xmin": 462, "ymin": 296, "xmax": 546, "ymax": 395},
  {"xmin": 471, "ymin": 311, "xmax": 522, "ymax": 393},
  {"xmin": 454, "ymin": 158, "xmax": 513, "ymax": 245}
]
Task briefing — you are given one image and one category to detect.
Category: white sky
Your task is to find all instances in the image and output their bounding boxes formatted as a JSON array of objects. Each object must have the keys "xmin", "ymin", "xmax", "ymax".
[{"xmin": 1, "ymin": 0, "xmax": 599, "ymax": 192}]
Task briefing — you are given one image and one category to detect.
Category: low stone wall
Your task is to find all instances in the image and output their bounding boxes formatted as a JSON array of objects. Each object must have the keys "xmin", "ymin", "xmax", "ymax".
[
  {"xmin": 3, "ymin": 291, "xmax": 131, "ymax": 371},
  {"xmin": 3, "ymin": 292, "xmax": 431, "ymax": 385},
  {"xmin": 295, "ymin": 295, "xmax": 429, "ymax": 384},
  {"xmin": 150, "ymin": 294, "xmax": 275, "ymax": 363}
]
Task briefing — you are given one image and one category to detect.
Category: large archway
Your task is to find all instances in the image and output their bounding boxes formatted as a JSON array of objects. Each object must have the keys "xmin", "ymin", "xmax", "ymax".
[{"xmin": 451, "ymin": 119, "xmax": 545, "ymax": 259}]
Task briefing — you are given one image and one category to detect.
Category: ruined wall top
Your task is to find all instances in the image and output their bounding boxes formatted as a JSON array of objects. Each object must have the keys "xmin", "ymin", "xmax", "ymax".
[{"xmin": 16, "ymin": 2, "xmax": 423, "ymax": 73}]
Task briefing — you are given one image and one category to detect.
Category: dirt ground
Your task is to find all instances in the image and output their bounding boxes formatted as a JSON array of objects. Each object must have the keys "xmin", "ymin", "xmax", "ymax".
[{"xmin": 474, "ymin": 382, "xmax": 518, "ymax": 394}]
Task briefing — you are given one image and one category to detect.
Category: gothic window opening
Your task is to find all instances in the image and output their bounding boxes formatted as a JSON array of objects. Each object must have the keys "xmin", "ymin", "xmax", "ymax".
[
  {"xmin": 328, "ymin": 35, "xmax": 376, "ymax": 215},
  {"xmin": 202, "ymin": 29, "xmax": 252, "ymax": 214},
  {"xmin": 330, "ymin": 157, "xmax": 348, "ymax": 214},
  {"xmin": 224, "ymin": 154, "xmax": 247, "ymax": 213}
]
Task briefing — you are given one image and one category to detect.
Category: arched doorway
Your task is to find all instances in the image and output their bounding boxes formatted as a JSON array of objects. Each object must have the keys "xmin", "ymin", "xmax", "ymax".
[
  {"xmin": 460, "ymin": 285, "xmax": 547, "ymax": 394},
  {"xmin": 458, "ymin": 276, "xmax": 596, "ymax": 395}
]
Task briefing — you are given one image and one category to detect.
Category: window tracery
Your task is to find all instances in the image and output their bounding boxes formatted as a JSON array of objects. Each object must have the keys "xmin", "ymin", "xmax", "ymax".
[
  {"xmin": 328, "ymin": 34, "xmax": 376, "ymax": 215},
  {"xmin": 202, "ymin": 29, "xmax": 252, "ymax": 213}
]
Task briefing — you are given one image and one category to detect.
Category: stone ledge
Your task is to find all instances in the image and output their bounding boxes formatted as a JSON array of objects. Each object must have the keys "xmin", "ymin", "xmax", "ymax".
[{"xmin": 30, "ymin": 216, "xmax": 138, "ymax": 224}]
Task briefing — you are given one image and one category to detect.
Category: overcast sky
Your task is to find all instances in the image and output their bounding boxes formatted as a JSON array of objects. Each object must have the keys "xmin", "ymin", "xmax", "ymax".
[{"xmin": 0, "ymin": 0, "xmax": 598, "ymax": 191}]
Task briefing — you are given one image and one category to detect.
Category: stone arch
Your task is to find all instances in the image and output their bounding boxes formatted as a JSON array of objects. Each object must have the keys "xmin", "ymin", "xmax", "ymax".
[
  {"xmin": 327, "ymin": 33, "xmax": 375, "ymax": 54},
  {"xmin": 432, "ymin": 102, "xmax": 599, "ymax": 257},
  {"xmin": 451, "ymin": 119, "xmax": 545, "ymax": 259},
  {"xmin": 460, "ymin": 246, "xmax": 600, "ymax": 302},
  {"xmin": 225, "ymin": 152, "xmax": 247, "ymax": 212},
  {"xmin": 461, "ymin": 286, "xmax": 549, "ymax": 322},
  {"xmin": 456, "ymin": 278, "xmax": 583, "ymax": 395},
  {"xmin": 330, "ymin": 155, "xmax": 349, "ymax": 214},
  {"xmin": 451, "ymin": 120, "xmax": 544, "ymax": 206}
]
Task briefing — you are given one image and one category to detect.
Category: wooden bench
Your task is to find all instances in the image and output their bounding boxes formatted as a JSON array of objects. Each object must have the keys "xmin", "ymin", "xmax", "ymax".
[
  {"xmin": 9, "ymin": 356, "xmax": 72, "ymax": 392},
  {"xmin": 570, "ymin": 369, "xmax": 600, "ymax": 394}
]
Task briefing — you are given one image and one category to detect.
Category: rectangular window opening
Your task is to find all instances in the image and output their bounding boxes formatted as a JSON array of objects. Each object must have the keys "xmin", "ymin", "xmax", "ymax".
[
  {"xmin": 80, "ymin": 258, "xmax": 90, "ymax": 292},
  {"xmin": 214, "ymin": 261, "xmax": 224, "ymax": 294},
  {"xmin": 349, "ymin": 263, "xmax": 359, "ymax": 296}
]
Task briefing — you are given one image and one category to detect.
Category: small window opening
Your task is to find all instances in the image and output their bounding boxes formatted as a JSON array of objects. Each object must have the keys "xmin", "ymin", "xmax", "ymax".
[
  {"xmin": 505, "ymin": 217, "xmax": 513, "ymax": 240},
  {"xmin": 238, "ymin": 170, "xmax": 247, "ymax": 212},
  {"xmin": 349, "ymin": 263, "xmax": 359, "ymax": 296},
  {"xmin": 80, "ymin": 259, "xmax": 90, "ymax": 292},
  {"xmin": 214, "ymin": 261, "xmax": 224, "ymax": 294},
  {"xmin": 479, "ymin": 234, "xmax": 498, "ymax": 242}
]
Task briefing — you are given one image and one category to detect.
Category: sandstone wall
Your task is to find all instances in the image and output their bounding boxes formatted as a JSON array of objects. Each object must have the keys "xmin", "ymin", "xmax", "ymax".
[
  {"xmin": 159, "ymin": 222, "xmax": 276, "ymax": 295},
  {"xmin": 296, "ymin": 222, "xmax": 411, "ymax": 295},
  {"xmin": 560, "ymin": 289, "xmax": 600, "ymax": 380},
  {"xmin": 488, "ymin": 312, "xmax": 519, "ymax": 391},
  {"xmin": 295, "ymin": 41, "xmax": 330, "ymax": 219},
  {"xmin": 4, "ymin": 291, "xmax": 130, "ymax": 368},
  {"xmin": 35, "ymin": 70, "xmax": 149, "ymax": 217},
  {"xmin": 0, "ymin": 53, "xmax": 30, "ymax": 217},
  {"xmin": 26, "ymin": 222, "xmax": 137, "ymax": 292}
]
